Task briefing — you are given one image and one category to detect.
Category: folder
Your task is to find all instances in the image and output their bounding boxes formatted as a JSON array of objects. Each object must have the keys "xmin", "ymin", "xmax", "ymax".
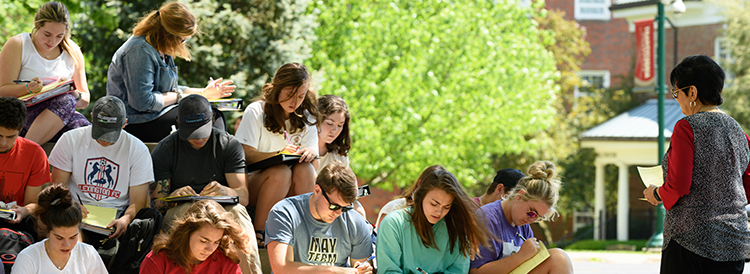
[
  {"xmin": 156, "ymin": 195, "xmax": 239, "ymax": 205},
  {"xmin": 0, "ymin": 209, "xmax": 16, "ymax": 222},
  {"xmin": 17, "ymin": 79, "xmax": 76, "ymax": 107},
  {"xmin": 245, "ymin": 153, "xmax": 303, "ymax": 172}
]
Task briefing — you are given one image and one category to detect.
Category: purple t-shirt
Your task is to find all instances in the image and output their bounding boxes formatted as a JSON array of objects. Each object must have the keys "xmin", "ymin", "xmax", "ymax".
[{"xmin": 470, "ymin": 200, "xmax": 533, "ymax": 269}]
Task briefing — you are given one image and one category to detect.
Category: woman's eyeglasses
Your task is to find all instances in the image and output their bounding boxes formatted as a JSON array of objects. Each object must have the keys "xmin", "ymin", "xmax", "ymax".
[
  {"xmin": 321, "ymin": 188, "xmax": 353, "ymax": 212},
  {"xmin": 671, "ymin": 85, "xmax": 692, "ymax": 99}
]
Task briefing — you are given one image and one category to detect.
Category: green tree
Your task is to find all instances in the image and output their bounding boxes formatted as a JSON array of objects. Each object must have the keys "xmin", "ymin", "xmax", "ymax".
[
  {"xmin": 309, "ymin": 0, "xmax": 560, "ymax": 188},
  {"xmin": 713, "ymin": 0, "xmax": 750, "ymax": 132}
]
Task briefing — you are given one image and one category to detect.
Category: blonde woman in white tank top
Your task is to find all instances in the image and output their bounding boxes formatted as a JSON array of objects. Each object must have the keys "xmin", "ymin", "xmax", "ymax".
[{"xmin": 0, "ymin": 2, "xmax": 91, "ymax": 145}]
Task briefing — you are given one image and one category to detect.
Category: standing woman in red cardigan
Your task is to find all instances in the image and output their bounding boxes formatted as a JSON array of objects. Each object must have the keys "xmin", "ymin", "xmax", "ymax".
[{"xmin": 644, "ymin": 54, "xmax": 750, "ymax": 274}]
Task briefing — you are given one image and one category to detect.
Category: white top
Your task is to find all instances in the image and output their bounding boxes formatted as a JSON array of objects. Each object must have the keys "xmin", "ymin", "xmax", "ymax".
[
  {"xmin": 48, "ymin": 126, "xmax": 154, "ymax": 212},
  {"xmin": 316, "ymin": 151, "xmax": 349, "ymax": 174},
  {"xmin": 235, "ymin": 101, "xmax": 318, "ymax": 155},
  {"xmin": 375, "ymin": 198, "xmax": 408, "ymax": 230},
  {"xmin": 18, "ymin": 33, "xmax": 75, "ymax": 82},
  {"xmin": 11, "ymin": 239, "xmax": 108, "ymax": 274}
]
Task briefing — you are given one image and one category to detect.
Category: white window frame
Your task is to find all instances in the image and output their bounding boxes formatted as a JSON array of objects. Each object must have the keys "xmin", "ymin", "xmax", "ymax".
[
  {"xmin": 714, "ymin": 37, "xmax": 734, "ymax": 82},
  {"xmin": 574, "ymin": 0, "xmax": 611, "ymax": 21},
  {"xmin": 575, "ymin": 70, "xmax": 611, "ymax": 98}
]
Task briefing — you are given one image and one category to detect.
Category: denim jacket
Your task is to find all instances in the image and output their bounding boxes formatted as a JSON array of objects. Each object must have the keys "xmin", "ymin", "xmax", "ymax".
[{"xmin": 106, "ymin": 35, "xmax": 186, "ymax": 124}]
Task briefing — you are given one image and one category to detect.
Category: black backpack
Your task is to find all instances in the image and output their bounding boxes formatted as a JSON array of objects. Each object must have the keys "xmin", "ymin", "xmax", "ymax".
[
  {"xmin": 0, "ymin": 228, "xmax": 33, "ymax": 273},
  {"xmin": 106, "ymin": 208, "xmax": 163, "ymax": 274}
]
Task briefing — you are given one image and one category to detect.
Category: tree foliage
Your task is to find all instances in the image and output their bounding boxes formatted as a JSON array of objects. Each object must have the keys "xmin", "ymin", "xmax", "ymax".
[
  {"xmin": 309, "ymin": 0, "xmax": 560, "ymax": 189},
  {"xmin": 713, "ymin": 0, "xmax": 750, "ymax": 132}
]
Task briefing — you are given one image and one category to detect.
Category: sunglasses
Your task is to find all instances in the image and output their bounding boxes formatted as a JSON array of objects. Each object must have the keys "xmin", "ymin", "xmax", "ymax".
[
  {"xmin": 320, "ymin": 188, "xmax": 353, "ymax": 212},
  {"xmin": 671, "ymin": 85, "xmax": 692, "ymax": 99}
]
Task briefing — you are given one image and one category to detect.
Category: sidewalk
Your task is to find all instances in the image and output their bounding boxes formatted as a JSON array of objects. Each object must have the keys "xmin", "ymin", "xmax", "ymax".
[{"xmin": 568, "ymin": 251, "xmax": 750, "ymax": 273}]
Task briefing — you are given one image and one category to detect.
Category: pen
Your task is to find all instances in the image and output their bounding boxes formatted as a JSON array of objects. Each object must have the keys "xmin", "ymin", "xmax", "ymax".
[
  {"xmin": 76, "ymin": 193, "xmax": 85, "ymax": 206},
  {"xmin": 516, "ymin": 232, "xmax": 527, "ymax": 241},
  {"xmin": 357, "ymin": 255, "xmax": 376, "ymax": 268},
  {"xmin": 284, "ymin": 130, "xmax": 291, "ymax": 145},
  {"xmin": 416, "ymin": 267, "xmax": 429, "ymax": 274},
  {"xmin": 13, "ymin": 80, "xmax": 31, "ymax": 84},
  {"xmin": 210, "ymin": 77, "xmax": 217, "ymax": 89}
]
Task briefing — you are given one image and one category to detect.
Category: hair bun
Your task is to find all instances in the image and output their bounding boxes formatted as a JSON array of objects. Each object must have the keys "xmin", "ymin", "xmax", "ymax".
[{"xmin": 528, "ymin": 161, "xmax": 556, "ymax": 181}]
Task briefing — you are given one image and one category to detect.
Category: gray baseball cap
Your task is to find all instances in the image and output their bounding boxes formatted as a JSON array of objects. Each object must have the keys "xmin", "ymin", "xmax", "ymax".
[
  {"xmin": 179, "ymin": 94, "xmax": 212, "ymax": 140},
  {"xmin": 91, "ymin": 96, "xmax": 126, "ymax": 143}
]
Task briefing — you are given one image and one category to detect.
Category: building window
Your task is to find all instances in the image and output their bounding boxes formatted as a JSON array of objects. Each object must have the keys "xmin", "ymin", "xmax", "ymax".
[
  {"xmin": 576, "ymin": 70, "xmax": 611, "ymax": 97},
  {"xmin": 575, "ymin": 0, "xmax": 611, "ymax": 21},
  {"xmin": 715, "ymin": 37, "xmax": 734, "ymax": 81}
]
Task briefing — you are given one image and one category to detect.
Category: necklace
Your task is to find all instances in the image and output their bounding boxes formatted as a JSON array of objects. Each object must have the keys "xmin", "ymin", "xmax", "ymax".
[
  {"xmin": 45, "ymin": 241, "xmax": 69, "ymax": 270},
  {"xmin": 699, "ymin": 106, "xmax": 719, "ymax": 112}
]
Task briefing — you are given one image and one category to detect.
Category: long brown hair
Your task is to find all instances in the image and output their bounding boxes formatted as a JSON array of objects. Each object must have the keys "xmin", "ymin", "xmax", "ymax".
[
  {"xmin": 317, "ymin": 95, "xmax": 351, "ymax": 157},
  {"xmin": 32, "ymin": 1, "xmax": 81, "ymax": 67},
  {"xmin": 261, "ymin": 63, "xmax": 318, "ymax": 134},
  {"xmin": 409, "ymin": 166, "xmax": 489, "ymax": 259},
  {"xmin": 36, "ymin": 184, "xmax": 82, "ymax": 231},
  {"xmin": 132, "ymin": 2, "xmax": 197, "ymax": 60},
  {"xmin": 398, "ymin": 165, "xmax": 446, "ymax": 204},
  {"xmin": 152, "ymin": 200, "xmax": 250, "ymax": 273}
]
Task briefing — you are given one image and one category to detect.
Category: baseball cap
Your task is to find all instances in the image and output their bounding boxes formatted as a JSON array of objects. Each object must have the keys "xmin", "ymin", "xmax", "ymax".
[
  {"xmin": 493, "ymin": 168, "xmax": 525, "ymax": 189},
  {"xmin": 179, "ymin": 94, "xmax": 212, "ymax": 140},
  {"xmin": 91, "ymin": 96, "xmax": 127, "ymax": 143}
]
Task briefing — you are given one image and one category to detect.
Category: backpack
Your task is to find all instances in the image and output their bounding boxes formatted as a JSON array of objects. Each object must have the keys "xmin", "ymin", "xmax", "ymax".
[
  {"xmin": 0, "ymin": 228, "xmax": 33, "ymax": 273},
  {"xmin": 107, "ymin": 208, "xmax": 163, "ymax": 274}
]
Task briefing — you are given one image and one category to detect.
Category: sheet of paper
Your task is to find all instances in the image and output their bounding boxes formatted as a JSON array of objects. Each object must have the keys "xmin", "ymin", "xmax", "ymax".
[
  {"xmin": 82, "ymin": 204, "xmax": 117, "ymax": 228},
  {"xmin": 637, "ymin": 165, "xmax": 664, "ymax": 187},
  {"xmin": 509, "ymin": 241, "xmax": 551, "ymax": 274}
]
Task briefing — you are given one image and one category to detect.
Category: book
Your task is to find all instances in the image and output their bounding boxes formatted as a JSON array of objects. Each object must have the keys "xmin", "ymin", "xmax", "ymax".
[
  {"xmin": 156, "ymin": 195, "xmax": 239, "ymax": 205},
  {"xmin": 0, "ymin": 209, "xmax": 17, "ymax": 222},
  {"xmin": 637, "ymin": 165, "xmax": 664, "ymax": 188},
  {"xmin": 509, "ymin": 241, "xmax": 551, "ymax": 274},
  {"xmin": 17, "ymin": 79, "xmax": 76, "ymax": 107},
  {"xmin": 208, "ymin": 98, "xmax": 243, "ymax": 111},
  {"xmin": 246, "ymin": 153, "xmax": 304, "ymax": 172},
  {"xmin": 82, "ymin": 205, "xmax": 117, "ymax": 235}
]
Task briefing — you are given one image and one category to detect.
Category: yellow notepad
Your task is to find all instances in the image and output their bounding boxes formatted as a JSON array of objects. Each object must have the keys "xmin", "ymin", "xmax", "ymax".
[
  {"xmin": 508, "ymin": 241, "xmax": 551, "ymax": 274},
  {"xmin": 637, "ymin": 165, "xmax": 664, "ymax": 187},
  {"xmin": 82, "ymin": 205, "xmax": 117, "ymax": 235}
]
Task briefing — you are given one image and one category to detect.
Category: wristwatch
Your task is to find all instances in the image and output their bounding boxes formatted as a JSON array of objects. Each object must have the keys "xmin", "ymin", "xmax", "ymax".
[{"xmin": 653, "ymin": 187, "xmax": 662, "ymax": 202}]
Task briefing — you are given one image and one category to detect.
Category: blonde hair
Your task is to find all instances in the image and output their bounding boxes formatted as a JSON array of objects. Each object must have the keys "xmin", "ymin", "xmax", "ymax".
[
  {"xmin": 133, "ymin": 2, "xmax": 197, "ymax": 61},
  {"xmin": 507, "ymin": 161, "xmax": 563, "ymax": 221},
  {"xmin": 32, "ymin": 1, "xmax": 81, "ymax": 67}
]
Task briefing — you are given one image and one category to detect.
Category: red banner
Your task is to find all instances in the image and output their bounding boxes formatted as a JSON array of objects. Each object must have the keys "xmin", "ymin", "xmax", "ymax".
[{"xmin": 634, "ymin": 18, "xmax": 654, "ymax": 87}]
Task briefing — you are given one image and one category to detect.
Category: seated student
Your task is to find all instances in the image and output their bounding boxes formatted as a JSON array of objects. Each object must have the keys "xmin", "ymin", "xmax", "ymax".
[
  {"xmin": 473, "ymin": 168, "xmax": 525, "ymax": 206},
  {"xmin": 0, "ymin": 97, "xmax": 48, "ymax": 239},
  {"xmin": 470, "ymin": 161, "xmax": 573, "ymax": 274},
  {"xmin": 235, "ymin": 63, "xmax": 319, "ymax": 246},
  {"xmin": 106, "ymin": 1, "xmax": 234, "ymax": 142},
  {"xmin": 266, "ymin": 161, "xmax": 373, "ymax": 273},
  {"xmin": 377, "ymin": 165, "xmax": 489, "ymax": 273},
  {"xmin": 314, "ymin": 94, "xmax": 366, "ymax": 218},
  {"xmin": 374, "ymin": 165, "xmax": 443, "ymax": 231},
  {"xmin": 140, "ymin": 200, "xmax": 250, "ymax": 274},
  {"xmin": 12, "ymin": 184, "xmax": 107, "ymax": 273},
  {"xmin": 0, "ymin": 1, "xmax": 91, "ymax": 145},
  {"xmin": 150, "ymin": 94, "xmax": 261, "ymax": 274}
]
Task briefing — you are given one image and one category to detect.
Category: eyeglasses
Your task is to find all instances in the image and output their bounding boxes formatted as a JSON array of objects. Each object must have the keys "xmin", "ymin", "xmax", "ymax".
[
  {"xmin": 671, "ymin": 85, "xmax": 692, "ymax": 99},
  {"xmin": 320, "ymin": 188, "xmax": 353, "ymax": 212}
]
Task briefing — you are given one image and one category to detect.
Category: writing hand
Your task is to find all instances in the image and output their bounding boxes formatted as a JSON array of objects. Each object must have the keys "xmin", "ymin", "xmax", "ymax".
[
  {"xmin": 280, "ymin": 144, "xmax": 299, "ymax": 154},
  {"xmin": 354, "ymin": 261, "xmax": 373, "ymax": 274},
  {"xmin": 200, "ymin": 181, "xmax": 226, "ymax": 196},
  {"xmin": 171, "ymin": 186, "xmax": 198, "ymax": 197},
  {"xmin": 518, "ymin": 237, "xmax": 540, "ymax": 260},
  {"xmin": 26, "ymin": 77, "xmax": 43, "ymax": 93}
]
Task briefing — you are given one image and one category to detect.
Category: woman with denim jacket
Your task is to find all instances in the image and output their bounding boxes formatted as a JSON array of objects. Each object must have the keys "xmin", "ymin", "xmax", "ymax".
[{"xmin": 106, "ymin": 2, "xmax": 235, "ymax": 142}]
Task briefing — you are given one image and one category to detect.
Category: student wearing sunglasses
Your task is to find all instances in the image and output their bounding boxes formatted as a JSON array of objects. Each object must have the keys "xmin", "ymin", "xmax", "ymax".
[
  {"xmin": 377, "ymin": 165, "xmax": 490, "ymax": 274},
  {"xmin": 265, "ymin": 161, "xmax": 374, "ymax": 273},
  {"xmin": 469, "ymin": 161, "xmax": 573, "ymax": 274}
]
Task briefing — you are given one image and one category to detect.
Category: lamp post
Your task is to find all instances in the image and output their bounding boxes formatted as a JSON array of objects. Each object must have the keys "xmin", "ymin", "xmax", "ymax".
[{"xmin": 646, "ymin": 0, "xmax": 685, "ymax": 248}]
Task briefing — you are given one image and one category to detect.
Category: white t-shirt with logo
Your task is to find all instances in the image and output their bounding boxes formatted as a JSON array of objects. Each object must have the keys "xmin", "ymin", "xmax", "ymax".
[
  {"xmin": 235, "ymin": 101, "xmax": 318, "ymax": 155},
  {"xmin": 49, "ymin": 126, "xmax": 153, "ymax": 212}
]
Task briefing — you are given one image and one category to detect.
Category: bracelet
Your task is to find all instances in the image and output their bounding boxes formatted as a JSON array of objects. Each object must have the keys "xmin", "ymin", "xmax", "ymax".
[
  {"xmin": 653, "ymin": 187, "xmax": 662, "ymax": 202},
  {"xmin": 25, "ymin": 83, "xmax": 33, "ymax": 94}
]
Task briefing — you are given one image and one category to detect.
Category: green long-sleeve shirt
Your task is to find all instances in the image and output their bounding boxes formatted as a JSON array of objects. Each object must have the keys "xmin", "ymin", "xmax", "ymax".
[{"xmin": 376, "ymin": 207, "xmax": 469, "ymax": 274}]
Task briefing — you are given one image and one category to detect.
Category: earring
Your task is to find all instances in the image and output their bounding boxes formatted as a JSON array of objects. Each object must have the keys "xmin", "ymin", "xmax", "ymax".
[{"xmin": 690, "ymin": 101, "xmax": 696, "ymax": 108}]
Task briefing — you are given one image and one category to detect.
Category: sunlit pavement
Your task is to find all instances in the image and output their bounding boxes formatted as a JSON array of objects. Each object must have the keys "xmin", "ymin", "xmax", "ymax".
[{"xmin": 568, "ymin": 251, "xmax": 750, "ymax": 273}]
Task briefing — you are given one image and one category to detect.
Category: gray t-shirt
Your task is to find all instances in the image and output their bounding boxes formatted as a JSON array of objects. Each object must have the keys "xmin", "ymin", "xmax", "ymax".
[
  {"xmin": 266, "ymin": 193, "xmax": 373, "ymax": 267},
  {"xmin": 151, "ymin": 128, "xmax": 245, "ymax": 193}
]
